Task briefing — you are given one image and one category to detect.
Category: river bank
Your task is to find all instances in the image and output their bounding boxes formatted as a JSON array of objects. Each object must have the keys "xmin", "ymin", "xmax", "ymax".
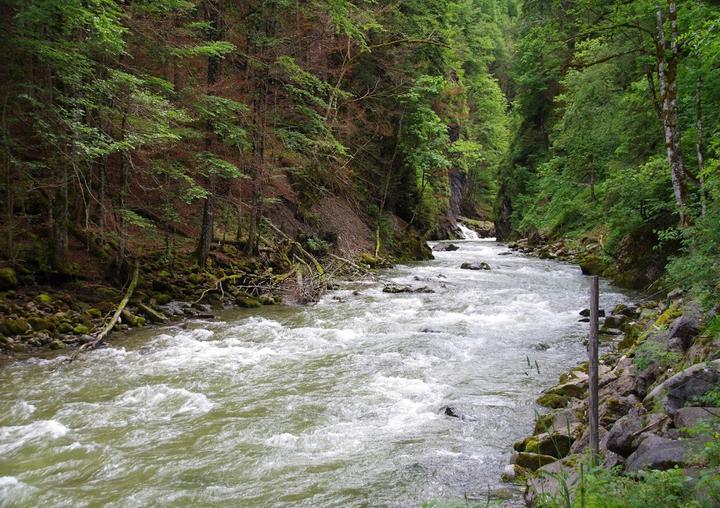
[{"xmin": 502, "ymin": 238, "xmax": 720, "ymax": 506}]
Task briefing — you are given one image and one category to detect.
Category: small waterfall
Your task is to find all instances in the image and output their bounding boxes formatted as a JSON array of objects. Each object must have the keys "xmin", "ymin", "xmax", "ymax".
[{"xmin": 458, "ymin": 223, "xmax": 480, "ymax": 240}]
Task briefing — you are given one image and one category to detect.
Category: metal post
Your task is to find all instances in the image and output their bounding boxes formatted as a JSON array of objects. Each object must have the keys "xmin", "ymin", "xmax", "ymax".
[{"xmin": 588, "ymin": 276, "xmax": 600, "ymax": 462}]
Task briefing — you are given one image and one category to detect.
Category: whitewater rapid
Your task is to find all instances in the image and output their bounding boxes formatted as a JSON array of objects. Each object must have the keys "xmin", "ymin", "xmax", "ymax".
[{"xmin": 0, "ymin": 239, "xmax": 633, "ymax": 506}]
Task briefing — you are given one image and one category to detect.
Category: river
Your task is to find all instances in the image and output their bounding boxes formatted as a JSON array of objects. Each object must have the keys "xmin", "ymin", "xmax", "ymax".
[{"xmin": 0, "ymin": 238, "xmax": 633, "ymax": 507}]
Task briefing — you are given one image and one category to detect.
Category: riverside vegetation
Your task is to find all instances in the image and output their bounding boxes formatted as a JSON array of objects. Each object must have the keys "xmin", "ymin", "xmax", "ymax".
[{"xmin": 1, "ymin": 0, "xmax": 720, "ymax": 506}]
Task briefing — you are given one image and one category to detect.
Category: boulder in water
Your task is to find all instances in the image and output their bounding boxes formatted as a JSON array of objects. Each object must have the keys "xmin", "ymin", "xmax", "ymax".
[
  {"xmin": 382, "ymin": 285, "xmax": 435, "ymax": 294},
  {"xmin": 460, "ymin": 262, "xmax": 490, "ymax": 271},
  {"xmin": 433, "ymin": 243, "xmax": 460, "ymax": 252}
]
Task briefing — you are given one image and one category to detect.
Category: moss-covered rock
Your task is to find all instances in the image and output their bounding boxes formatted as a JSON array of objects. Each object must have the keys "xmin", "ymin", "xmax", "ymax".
[
  {"xmin": 577, "ymin": 253, "xmax": 606, "ymax": 276},
  {"xmin": 73, "ymin": 324, "xmax": 91, "ymax": 335},
  {"xmin": 0, "ymin": 318, "xmax": 31, "ymax": 336},
  {"xmin": 49, "ymin": 339, "xmax": 66, "ymax": 350},
  {"xmin": 87, "ymin": 308, "xmax": 102, "ymax": 318},
  {"xmin": 236, "ymin": 295, "xmax": 262, "ymax": 308},
  {"xmin": 28, "ymin": 317, "xmax": 55, "ymax": 332},
  {"xmin": 37, "ymin": 293, "xmax": 53, "ymax": 305},
  {"xmin": 511, "ymin": 451, "xmax": 557, "ymax": 471},
  {"xmin": 537, "ymin": 392, "xmax": 569, "ymax": 409},
  {"xmin": 0, "ymin": 267, "xmax": 18, "ymax": 290}
]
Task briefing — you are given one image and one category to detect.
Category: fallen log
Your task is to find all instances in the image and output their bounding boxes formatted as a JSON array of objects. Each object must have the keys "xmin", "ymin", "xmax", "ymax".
[{"xmin": 68, "ymin": 260, "xmax": 140, "ymax": 362}]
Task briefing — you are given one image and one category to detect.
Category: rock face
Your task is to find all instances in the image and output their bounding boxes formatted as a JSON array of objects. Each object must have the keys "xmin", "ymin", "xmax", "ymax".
[
  {"xmin": 625, "ymin": 435, "xmax": 690, "ymax": 472},
  {"xmin": 460, "ymin": 262, "xmax": 490, "ymax": 271},
  {"xmin": 643, "ymin": 360, "xmax": 720, "ymax": 414}
]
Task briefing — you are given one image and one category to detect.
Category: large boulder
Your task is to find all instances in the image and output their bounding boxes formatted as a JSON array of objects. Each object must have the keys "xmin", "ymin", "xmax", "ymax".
[
  {"xmin": 643, "ymin": 360, "xmax": 720, "ymax": 415},
  {"xmin": 624, "ymin": 435, "xmax": 691, "ymax": 473},
  {"xmin": 606, "ymin": 409, "xmax": 669, "ymax": 457},
  {"xmin": 667, "ymin": 314, "xmax": 701, "ymax": 352},
  {"xmin": 673, "ymin": 407, "xmax": 720, "ymax": 431}
]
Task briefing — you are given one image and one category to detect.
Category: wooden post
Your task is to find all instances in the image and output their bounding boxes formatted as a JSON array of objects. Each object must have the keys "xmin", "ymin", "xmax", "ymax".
[{"xmin": 588, "ymin": 275, "xmax": 600, "ymax": 462}]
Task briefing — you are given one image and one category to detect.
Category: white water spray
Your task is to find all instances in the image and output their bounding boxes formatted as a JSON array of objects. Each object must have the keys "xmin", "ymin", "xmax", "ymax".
[{"xmin": 458, "ymin": 223, "xmax": 480, "ymax": 240}]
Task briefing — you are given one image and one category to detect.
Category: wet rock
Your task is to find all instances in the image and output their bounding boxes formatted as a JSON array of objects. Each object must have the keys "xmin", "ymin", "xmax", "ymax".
[
  {"xmin": 532, "ymin": 342, "xmax": 550, "ymax": 351},
  {"xmin": 382, "ymin": 285, "xmax": 434, "ymax": 294},
  {"xmin": 579, "ymin": 308, "xmax": 605, "ymax": 317},
  {"xmin": 625, "ymin": 435, "xmax": 691, "ymax": 472},
  {"xmin": 511, "ymin": 452, "xmax": 557, "ymax": 471},
  {"xmin": 606, "ymin": 408, "xmax": 668, "ymax": 457},
  {"xmin": 443, "ymin": 406, "xmax": 461, "ymax": 418},
  {"xmin": 433, "ymin": 243, "xmax": 460, "ymax": 252},
  {"xmin": 524, "ymin": 461, "xmax": 578, "ymax": 506},
  {"xmin": 643, "ymin": 360, "xmax": 720, "ymax": 415},
  {"xmin": 0, "ymin": 267, "xmax": 18, "ymax": 290},
  {"xmin": 460, "ymin": 262, "xmax": 490, "ymax": 271},
  {"xmin": 673, "ymin": 407, "xmax": 720, "ymax": 431}
]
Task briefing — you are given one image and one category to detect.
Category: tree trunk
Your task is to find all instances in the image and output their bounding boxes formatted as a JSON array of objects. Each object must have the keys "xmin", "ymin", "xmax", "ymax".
[
  {"xmin": 51, "ymin": 164, "xmax": 69, "ymax": 270},
  {"xmin": 656, "ymin": 1, "xmax": 688, "ymax": 226},
  {"xmin": 196, "ymin": 0, "xmax": 223, "ymax": 268},
  {"xmin": 695, "ymin": 76, "xmax": 706, "ymax": 217}
]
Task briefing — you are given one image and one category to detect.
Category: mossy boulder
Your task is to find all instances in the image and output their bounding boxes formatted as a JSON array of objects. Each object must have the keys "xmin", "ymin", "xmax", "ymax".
[
  {"xmin": 0, "ymin": 268, "xmax": 18, "ymax": 290},
  {"xmin": 28, "ymin": 317, "xmax": 55, "ymax": 332},
  {"xmin": 37, "ymin": 293, "xmax": 53, "ymax": 305},
  {"xmin": 0, "ymin": 318, "xmax": 31, "ymax": 336},
  {"xmin": 577, "ymin": 253, "xmax": 606, "ymax": 276},
  {"xmin": 154, "ymin": 293, "xmax": 172, "ymax": 305},
  {"xmin": 511, "ymin": 452, "xmax": 557, "ymax": 471},
  {"xmin": 87, "ymin": 308, "xmax": 103, "ymax": 318},
  {"xmin": 49, "ymin": 340, "xmax": 66, "ymax": 350},
  {"xmin": 73, "ymin": 324, "xmax": 91, "ymax": 335},
  {"xmin": 536, "ymin": 392, "xmax": 569, "ymax": 409},
  {"xmin": 236, "ymin": 295, "xmax": 262, "ymax": 308}
]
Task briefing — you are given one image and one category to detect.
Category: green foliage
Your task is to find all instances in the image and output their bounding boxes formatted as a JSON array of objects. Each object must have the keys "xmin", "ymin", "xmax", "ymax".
[{"xmin": 633, "ymin": 340, "xmax": 680, "ymax": 372}]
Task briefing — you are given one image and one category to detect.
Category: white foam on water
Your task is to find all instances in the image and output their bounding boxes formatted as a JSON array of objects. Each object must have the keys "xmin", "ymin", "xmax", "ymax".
[
  {"xmin": 114, "ymin": 385, "xmax": 213, "ymax": 421},
  {"xmin": 0, "ymin": 420, "xmax": 69, "ymax": 455}
]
